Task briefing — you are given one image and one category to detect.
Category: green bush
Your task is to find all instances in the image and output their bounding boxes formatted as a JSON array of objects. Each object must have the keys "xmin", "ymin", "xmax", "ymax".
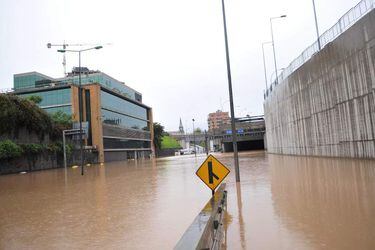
[
  {"xmin": 20, "ymin": 143, "xmax": 44, "ymax": 155},
  {"xmin": 0, "ymin": 94, "xmax": 52, "ymax": 140},
  {"xmin": 0, "ymin": 140, "xmax": 23, "ymax": 160},
  {"xmin": 50, "ymin": 111, "xmax": 72, "ymax": 128},
  {"xmin": 47, "ymin": 142, "xmax": 73, "ymax": 156}
]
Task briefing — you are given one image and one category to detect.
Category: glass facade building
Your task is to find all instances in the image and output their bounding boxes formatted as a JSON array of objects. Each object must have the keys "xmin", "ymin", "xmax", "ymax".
[
  {"xmin": 14, "ymin": 71, "xmax": 142, "ymax": 102},
  {"xmin": 13, "ymin": 69, "xmax": 153, "ymax": 162},
  {"xmin": 14, "ymin": 72, "xmax": 54, "ymax": 90},
  {"xmin": 101, "ymin": 90, "xmax": 148, "ymax": 131},
  {"xmin": 18, "ymin": 88, "xmax": 72, "ymax": 114}
]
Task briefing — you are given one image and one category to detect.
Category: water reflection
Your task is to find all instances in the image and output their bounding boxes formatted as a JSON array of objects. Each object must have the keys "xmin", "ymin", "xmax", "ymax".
[
  {"xmin": 269, "ymin": 155, "xmax": 375, "ymax": 250},
  {"xmin": 0, "ymin": 152, "xmax": 374, "ymax": 249},
  {"xmin": 235, "ymin": 182, "xmax": 246, "ymax": 250}
]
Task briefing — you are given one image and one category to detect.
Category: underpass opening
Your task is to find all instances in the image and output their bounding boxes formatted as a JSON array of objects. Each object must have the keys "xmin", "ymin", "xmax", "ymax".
[{"xmin": 223, "ymin": 140, "xmax": 264, "ymax": 152}]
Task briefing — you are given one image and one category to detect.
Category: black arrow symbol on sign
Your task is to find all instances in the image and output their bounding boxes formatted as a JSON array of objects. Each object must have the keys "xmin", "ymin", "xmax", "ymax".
[{"xmin": 208, "ymin": 161, "xmax": 219, "ymax": 184}]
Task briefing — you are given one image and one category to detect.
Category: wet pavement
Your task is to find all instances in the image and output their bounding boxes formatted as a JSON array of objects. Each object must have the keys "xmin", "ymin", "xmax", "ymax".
[{"xmin": 0, "ymin": 151, "xmax": 375, "ymax": 249}]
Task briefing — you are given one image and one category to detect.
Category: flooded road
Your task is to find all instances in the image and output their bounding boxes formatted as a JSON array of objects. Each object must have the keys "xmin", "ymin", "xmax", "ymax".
[{"xmin": 0, "ymin": 151, "xmax": 375, "ymax": 249}]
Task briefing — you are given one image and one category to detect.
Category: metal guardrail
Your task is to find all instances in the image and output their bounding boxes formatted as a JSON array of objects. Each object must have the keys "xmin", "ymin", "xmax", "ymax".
[
  {"xmin": 174, "ymin": 184, "xmax": 227, "ymax": 250},
  {"xmin": 265, "ymin": 0, "xmax": 375, "ymax": 98}
]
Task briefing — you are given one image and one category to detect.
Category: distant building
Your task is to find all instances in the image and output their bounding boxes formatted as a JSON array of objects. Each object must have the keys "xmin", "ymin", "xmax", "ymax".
[
  {"xmin": 168, "ymin": 118, "xmax": 185, "ymax": 136},
  {"xmin": 12, "ymin": 68, "xmax": 153, "ymax": 162},
  {"xmin": 207, "ymin": 110, "xmax": 230, "ymax": 131}
]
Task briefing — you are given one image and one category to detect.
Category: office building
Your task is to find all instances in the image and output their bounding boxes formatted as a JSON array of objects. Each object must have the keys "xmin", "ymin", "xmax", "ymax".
[{"xmin": 13, "ymin": 68, "xmax": 153, "ymax": 162}]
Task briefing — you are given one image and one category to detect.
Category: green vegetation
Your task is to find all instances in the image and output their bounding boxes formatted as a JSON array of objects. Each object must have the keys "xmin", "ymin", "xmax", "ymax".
[
  {"xmin": 50, "ymin": 111, "xmax": 72, "ymax": 128},
  {"xmin": 50, "ymin": 111, "xmax": 72, "ymax": 140},
  {"xmin": 199, "ymin": 141, "xmax": 206, "ymax": 148},
  {"xmin": 0, "ymin": 94, "xmax": 75, "ymax": 167},
  {"xmin": 0, "ymin": 94, "xmax": 53, "ymax": 140},
  {"xmin": 161, "ymin": 136, "xmax": 181, "ymax": 149},
  {"xmin": 0, "ymin": 140, "xmax": 23, "ymax": 160},
  {"xmin": 20, "ymin": 143, "xmax": 44, "ymax": 155},
  {"xmin": 153, "ymin": 122, "xmax": 165, "ymax": 150},
  {"xmin": 194, "ymin": 128, "xmax": 202, "ymax": 134},
  {"xmin": 26, "ymin": 95, "xmax": 42, "ymax": 104},
  {"xmin": 0, "ymin": 94, "xmax": 73, "ymax": 143}
]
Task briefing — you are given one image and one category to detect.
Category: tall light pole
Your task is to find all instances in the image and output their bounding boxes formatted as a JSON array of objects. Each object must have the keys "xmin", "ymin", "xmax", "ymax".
[
  {"xmin": 270, "ymin": 15, "xmax": 287, "ymax": 86},
  {"xmin": 262, "ymin": 41, "xmax": 272, "ymax": 90},
  {"xmin": 221, "ymin": 0, "xmax": 240, "ymax": 182},
  {"xmin": 192, "ymin": 119, "xmax": 197, "ymax": 157},
  {"xmin": 58, "ymin": 45, "xmax": 103, "ymax": 175},
  {"xmin": 312, "ymin": 0, "xmax": 321, "ymax": 50},
  {"xmin": 204, "ymin": 129, "xmax": 209, "ymax": 156},
  {"xmin": 270, "ymin": 68, "xmax": 285, "ymax": 84}
]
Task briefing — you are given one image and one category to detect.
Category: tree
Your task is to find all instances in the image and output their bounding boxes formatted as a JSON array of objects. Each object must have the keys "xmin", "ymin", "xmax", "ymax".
[
  {"xmin": 26, "ymin": 95, "xmax": 42, "ymax": 104},
  {"xmin": 0, "ymin": 94, "xmax": 52, "ymax": 141},
  {"xmin": 49, "ymin": 111, "xmax": 73, "ymax": 141},
  {"xmin": 50, "ymin": 111, "xmax": 72, "ymax": 128},
  {"xmin": 153, "ymin": 122, "xmax": 164, "ymax": 150},
  {"xmin": 194, "ymin": 127, "xmax": 202, "ymax": 134}
]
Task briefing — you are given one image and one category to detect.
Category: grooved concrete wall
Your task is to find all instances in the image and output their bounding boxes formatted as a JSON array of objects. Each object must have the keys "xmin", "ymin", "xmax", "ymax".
[{"xmin": 264, "ymin": 10, "xmax": 375, "ymax": 158}]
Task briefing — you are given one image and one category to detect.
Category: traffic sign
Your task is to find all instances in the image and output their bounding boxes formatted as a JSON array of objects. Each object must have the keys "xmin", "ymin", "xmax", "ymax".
[{"xmin": 196, "ymin": 154, "xmax": 230, "ymax": 191}]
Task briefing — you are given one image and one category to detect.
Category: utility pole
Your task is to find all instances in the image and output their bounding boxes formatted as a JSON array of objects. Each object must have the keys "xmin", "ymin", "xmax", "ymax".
[
  {"xmin": 262, "ymin": 41, "xmax": 272, "ymax": 90},
  {"xmin": 270, "ymin": 15, "xmax": 287, "ymax": 86},
  {"xmin": 220, "ymin": 0, "xmax": 240, "ymax": 182},
  {"xmin": 204, "ymin": 130, "xmax": 209, "ymax": 156},
  {"xmin": 48, "ymin": 42, "xmax": 110, "ymax": 76},
  {"xmin": 192, "ymin": 119, "xmax": 197, "ymax": 157},
  {"xmin": 57, "ymin": 46, "xmax": 103, "ymax": 175},
  {"xmin": 312, "ymin": 0, "xmax": 321, "ymax": 50}
]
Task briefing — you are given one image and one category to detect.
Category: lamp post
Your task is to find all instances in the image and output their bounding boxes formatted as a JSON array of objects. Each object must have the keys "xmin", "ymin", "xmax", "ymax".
[
  {"xmin": 270, "ymin": 68, "xmax": 285, "ymax": 85},
  {"xmin": 204, "ymin": 130, "xmax": 209, "ymax": 156},
  {"xmin": 57, "ymin": 46, "xmax": 103, "ymax": 175},
  {"xmin": 270, "ymin": 15, "xmax": 287, "ymax": 86},
  {"xmin": 262, "ymin": 41, "xmax": 272, "ymax": 90},
  {"xmin": 221, "ymin": 0, "xmax": 240, "ymax": 182},
  {"xmin": 312, "ymin": 0, "xmax": 321, "ymax": 50},
  {"xmin": 192, "ymin": 119, "xmax": 197, "ymax": 157}
]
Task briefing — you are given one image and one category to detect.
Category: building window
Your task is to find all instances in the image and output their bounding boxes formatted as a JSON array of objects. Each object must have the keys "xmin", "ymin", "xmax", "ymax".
[{"xmin": 103, "ymin": 137, "xmax": 151, "ymax": 149}]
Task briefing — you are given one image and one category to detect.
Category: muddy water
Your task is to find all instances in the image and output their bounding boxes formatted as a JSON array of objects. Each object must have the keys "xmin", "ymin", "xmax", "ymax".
[{"xmin": 0, "ymin": 152, "xmax": 374, "ymax": 249}]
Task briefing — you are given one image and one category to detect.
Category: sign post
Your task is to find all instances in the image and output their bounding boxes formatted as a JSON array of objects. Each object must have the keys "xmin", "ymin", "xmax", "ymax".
[{"xmin": 196, "ymin": 154, "xmax": 230, "ymax": 196}]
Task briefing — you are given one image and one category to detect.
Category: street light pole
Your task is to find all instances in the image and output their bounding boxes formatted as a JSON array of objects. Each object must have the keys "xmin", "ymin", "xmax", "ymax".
[
  {"xmin": 192, "ymin": 119, "xmax": 196, "ymax": 157},
  {"xmin": 221, "ymin": 0, "xmax": 240, "ymax": 182},
  {"xmin": 262, "ymin": 41, "xmax": 272, "ymax": 90},
  {"xmin": 78, "ymin": 51, "xmax": 84, "ymax": 175},
  {"xmin": 270, "ymin": 68, "xmax": 285, "ymax": 85},
  {"xmin": 204, "ymin": 130, "xmax": 209, "ymax": 156},
  {"xmin": 312, "ymin": 0, "xmax": 321, "ymax": 50},
  {"xmin": 270, "ymin": 15, "xmax": 286, "ymax": 86},
  {"xmin": 57, "ymin": 46, "xmax": 103, "ymax": 176}
]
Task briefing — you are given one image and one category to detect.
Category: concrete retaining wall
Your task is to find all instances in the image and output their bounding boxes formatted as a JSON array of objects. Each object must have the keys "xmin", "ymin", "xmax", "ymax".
[{"xmin": 264, "ymin": 9, "xmax": 375, "ymax": 158}]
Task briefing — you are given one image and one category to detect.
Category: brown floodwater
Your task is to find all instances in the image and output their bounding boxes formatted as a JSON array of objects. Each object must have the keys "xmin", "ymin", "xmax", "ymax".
[{"xmin": 0, "ymin": 151, "xmax": 374, "ymax": 249}]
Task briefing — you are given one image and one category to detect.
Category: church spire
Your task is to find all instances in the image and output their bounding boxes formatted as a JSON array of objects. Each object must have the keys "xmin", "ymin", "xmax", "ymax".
[{"xmin": 179, "ymin": 118, "xmax": 184, "ymax": 133}]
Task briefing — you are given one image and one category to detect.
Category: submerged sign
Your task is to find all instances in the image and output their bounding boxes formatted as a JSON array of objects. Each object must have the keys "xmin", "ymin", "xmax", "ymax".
[{"xmin": 196, "ymin": 154, "xmax": 230, "ymax": 191}]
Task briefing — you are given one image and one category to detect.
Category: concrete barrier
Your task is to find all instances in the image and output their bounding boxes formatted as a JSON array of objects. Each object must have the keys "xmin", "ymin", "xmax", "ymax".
[
  {"xmin": 264, "ymin": 8, "xmax": 375, "ymax": 158},
  {"xmin": 174, "ymin": 184, "xmax": 227, "ymax": 250}
]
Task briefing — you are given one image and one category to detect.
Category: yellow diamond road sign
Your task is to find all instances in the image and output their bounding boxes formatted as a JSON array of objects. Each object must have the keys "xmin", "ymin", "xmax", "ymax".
[{"xmin": 196, "ymin": 154, "xmax": 230, "ymax": 191}]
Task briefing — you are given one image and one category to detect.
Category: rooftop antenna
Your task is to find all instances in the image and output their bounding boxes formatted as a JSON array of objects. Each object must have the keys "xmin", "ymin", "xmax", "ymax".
[{"xmin": 47, "ymin": 41, "xmax": 112, "ymax": 76}]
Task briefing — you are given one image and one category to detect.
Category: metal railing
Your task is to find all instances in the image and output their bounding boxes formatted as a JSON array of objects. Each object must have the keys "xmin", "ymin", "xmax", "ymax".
[
  {"xmin": 265, "ymin": 0, "xmax": 375, "ymax": 98},
  {"xmin": 174, "ymin": 184, "xmax": 227, "ymax": 250}
]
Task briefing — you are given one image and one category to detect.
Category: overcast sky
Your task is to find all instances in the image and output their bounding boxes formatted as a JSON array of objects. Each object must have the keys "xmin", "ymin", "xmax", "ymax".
[{"xmin": 0, "ymin": 0, "xmax": 361, "ymax": 131}]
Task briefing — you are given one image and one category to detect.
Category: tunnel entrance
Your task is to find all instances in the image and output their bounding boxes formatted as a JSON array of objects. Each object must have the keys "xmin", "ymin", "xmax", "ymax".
[{"xmin": 223, "ymin": 140, "xmax": 264, "ymax": 152}]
